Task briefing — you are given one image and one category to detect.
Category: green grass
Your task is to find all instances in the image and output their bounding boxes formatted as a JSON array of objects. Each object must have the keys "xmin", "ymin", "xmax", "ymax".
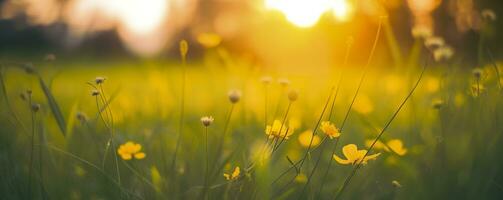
[{"xmin": 1, "ymin": 46, "xmax": 503, "ymax": 199}]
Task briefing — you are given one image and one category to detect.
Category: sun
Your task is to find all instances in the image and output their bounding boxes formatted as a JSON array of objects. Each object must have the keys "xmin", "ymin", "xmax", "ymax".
[{"xmin": 265, "ymin": 0, "xmax": 352, "ymax": 28}]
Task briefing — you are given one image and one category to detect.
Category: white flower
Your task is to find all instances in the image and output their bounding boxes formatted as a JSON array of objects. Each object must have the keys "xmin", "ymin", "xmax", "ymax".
[
  {"xmin": 424, "ymin": 36, "xmax": 445, "ymax": 49},
  {"xmin": 433, "ymin": 46, "xmax": 454, "ymax": 62},
  {"xmin": 200, "ymin": 116, "xmax": 214, "ymax": 127},
  {"xmin": 481, "ymin": 9, "xmax": 496, "ymax": 21}
]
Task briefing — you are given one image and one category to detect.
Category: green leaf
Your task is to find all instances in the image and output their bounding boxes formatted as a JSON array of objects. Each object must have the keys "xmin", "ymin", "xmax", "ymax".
[{"xmin": 38, "ymin": 75, "xmax": 67, "ymax": 136}]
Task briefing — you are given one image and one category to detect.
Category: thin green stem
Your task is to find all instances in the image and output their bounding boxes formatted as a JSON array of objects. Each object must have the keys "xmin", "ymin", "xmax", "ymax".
[
  {"xmin": 202, "ymin": 127, "xmax": 210, "ymax": 199},
  {"xmin": 333, "ymin": 61, "xmax": 427, "ymax": 200},
  {"xmin": 27, "ymin": 96, "xmax": 35, "ymax": 199},
  {"xmin": 171, "ymin": 54, "xmax": 187, "ymax": 174},
  {"xmin": 272, "ymin": 101, "xmax": 293, "ymax": 152}
]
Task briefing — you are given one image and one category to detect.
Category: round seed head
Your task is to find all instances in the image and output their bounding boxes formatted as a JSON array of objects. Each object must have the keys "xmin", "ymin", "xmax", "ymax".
[
  {"xmin": 201, "ymin": 116, "xmax": 214, "ymax": 127},
  {"xmin": 278, "ymin": 78, "xmax": 290, "ymax": 87},
  {"xmin": 392, "ymin": 180, "xmax": 402, "ymax": 188},
  {"xmin": 31, "ymin": 103, "xmax": 40, "ymax": 112},
  {"xmin": 424, "ymin": 36, "xmax": 445, "ymax": 49},
  {"xmin": 260, "ymin": 76, "xmax": 273, "ymax": 85},
  {"xmin": 472, "ymin": 68, "xmax": 483, "ymax": 79},
  {"xmin": 95, "ymin": 77, "xmax": 106, "ymax": 84},
  {"xmin": 481, "ymin": 9, "xmax": 496, "ymax": 21},
  {"xmin": 228, "ymin": 89, "xmax": 241, "ymax": 104},
  {"xmin": 20, "ymin": 93, "xmax": 27, "ymax": 101},
  {"xmin": 433, "ymin": 46, "xmax": 454, "ymax": 62},
  {"xmin": 288, "ymin": 89, "xmax": 299, "ymax": 102},
  {"xmin": 76, "ymin": 112, "xmax": 88, "ymax": 123},
  {"xmin": 23, "ymin": 63, "xmax": 35, "ymax": 74},
  {"xmin": 91, "ymin": 89, "xmax": 100, "ymax": 96}
]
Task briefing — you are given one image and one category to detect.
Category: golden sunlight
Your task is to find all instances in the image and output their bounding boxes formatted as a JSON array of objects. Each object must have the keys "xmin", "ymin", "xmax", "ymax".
[{"xmin": 265, "ymin": 0, "xmax": 352, "ymax": 28}]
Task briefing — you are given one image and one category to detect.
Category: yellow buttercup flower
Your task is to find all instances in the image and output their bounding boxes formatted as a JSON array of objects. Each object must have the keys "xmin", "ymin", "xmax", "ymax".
[
  {"xmin": 298, "ymin": 130, "xmax": 320, "ymax": 148},
  {"xmin": 353, "ymin": 94, "xmax": 374, "ymax": 114},
  {"xmin": 320, "ymin": 121, "xmax": 340, "ymax": 139},
  {"xmin": 333, "ymin": 144, "xmax": 380, "ymax": 165},
  {"xmin": 365, "ymin": 139, "xmax": 407, "ymax": 156},
  {"xmin": 223, "ymin": 166, "xmax": 240, "ymax": 181},
  {"xmin": 117, "ymin": 141, "xmax": 146, "ymax": 160},
  {"xmin": 387, "ymin": 139, "xmax": 407, "ymax": 156},
  {"xmin": 265, "ymin": 120, "xmax": 293, "ymax": 139}
]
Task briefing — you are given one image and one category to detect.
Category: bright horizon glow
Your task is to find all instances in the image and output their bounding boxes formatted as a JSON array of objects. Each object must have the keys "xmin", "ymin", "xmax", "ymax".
[
  {"xmin": 331, "ymin": 0, "xmax": 351, "ymax": 21},
  {"xmin": 265, "ymin": 0, "xmax": 352, "ymax": 28}
]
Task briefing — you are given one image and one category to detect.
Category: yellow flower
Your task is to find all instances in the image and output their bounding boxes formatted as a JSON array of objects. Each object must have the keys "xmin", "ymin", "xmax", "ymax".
[
  {"xmin": 387, "ymin": 139, "xmax": 407, "ymax": 156},
  {"xmin": 265, "ymin": 120, "xmax": 293, "ymax": 139},
  {"xmin": 298, "ymin": 130, "xmax": 320, "ymax": 148},
  {"xmin": 471, "ymin": 83, "xmax": 485, "ymax": 97},
  {"xmin": 365, "ymin": 139, "xmax": 407, "ymax": 156},
  {"xmin": 320, "ymin": 121, "xmax": 340, "ymax": 139},
  {"xmin": 117, "ymin": 141, "xmax": 146, "ymax": 160},
  {"xmin": 223, "ymin": 166, "xmax": 240, "ymax": 181},
  {"xmin": 424, "ymin": 76, "xmax": 440, "ymax": 93},
  {"xmin": 333, "ymin": 144, "xmax": 380, "ymax": 165},
  {"xmin": 353, "ymin": 94, "xmax": 374, "ymax": 114},
  {"xmin": 197, "ymin": 33, "xmax": 221, "ymax": 48},
  {"xmin": 295, "ymin": 173, "xmax": 307, "ymax": 183}
]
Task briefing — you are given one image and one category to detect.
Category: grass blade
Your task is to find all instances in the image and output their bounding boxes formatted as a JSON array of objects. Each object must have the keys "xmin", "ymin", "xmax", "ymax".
[{"xmin": 38, "ymin": 75, "xmax": 67, "ymax": 136}]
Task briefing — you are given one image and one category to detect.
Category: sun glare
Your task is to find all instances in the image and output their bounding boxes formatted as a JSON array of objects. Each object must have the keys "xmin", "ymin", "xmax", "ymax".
[
  {"xmin": 265, "ymin": 0, "xmax": 352, "ymax": 27},
  {"xmin": 331, "ymin": 0, "xmax": 352, "ymax": 21}
]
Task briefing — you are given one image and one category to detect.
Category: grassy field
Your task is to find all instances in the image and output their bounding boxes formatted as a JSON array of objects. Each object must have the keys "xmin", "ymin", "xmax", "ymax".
[{"xmin": 1, "ymin": 32, "xmax": 503, "ymax": 199}]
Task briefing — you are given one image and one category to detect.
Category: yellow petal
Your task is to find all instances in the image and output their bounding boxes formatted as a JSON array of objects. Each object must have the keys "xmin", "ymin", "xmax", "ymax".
[
  {"xmin": 223, "ymin": 173, "xmax": 230, "ymax": 180},
  {"xmin": 132, "ymin": 143, "xmax": 142, "ymax": 153},
  {"xmin": 387, "ymin": 139, "xmax": 407, "ymax": 156},
  {"xmin": 121, "ymin": 153, "xmax": 132, "ymax": 160},
  {"xmin": 232, "ymin": 167, "xmax": 240, "ymax": 179},
  {"xmin": 134, "ymin": 152, "xmax": 146, "ymax": 159},
  {"xmin": 342, "ymin": 144, "xmax": 358, "ymax": 161},
  {"xmin": 333, "ymin": 154, "xmax": 352, "ymax": 165},
  {"xmin": 363, "ymin": 152, "xmax": 381, "ymax": 163}
]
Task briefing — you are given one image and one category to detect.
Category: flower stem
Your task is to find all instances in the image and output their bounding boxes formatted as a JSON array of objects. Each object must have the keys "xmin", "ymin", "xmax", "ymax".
[{"xmin": 333, "ymin": 60, "xmax": 427, "ymax": 200}]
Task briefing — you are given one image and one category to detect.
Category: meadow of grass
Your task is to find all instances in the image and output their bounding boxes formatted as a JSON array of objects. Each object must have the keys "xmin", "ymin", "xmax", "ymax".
[{"xmin": 1, "ymin": 29, "xmax": 503, "ymax": 200}]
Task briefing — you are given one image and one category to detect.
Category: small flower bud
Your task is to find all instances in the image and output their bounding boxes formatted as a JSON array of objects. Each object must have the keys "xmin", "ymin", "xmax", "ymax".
[
  {"xmin": 20, "ymin": 93, "xmax": 27, "ymax": 101},
  {"xmin": 432, "ymin": 99, "xmax": 443, "ymax": 109},
  {"xmin": 95, "ymin": 77, "xmax": 106, "ymax": 84},
  {"xmin": 228, "ymin": 89, "xmax": 241, "ymax": 104},
  {"xmin": 201, "ymin": 116, "xmax": 214, "ymax": 127},
  {"xmin": 472, "ymin": 68, "xmax": 483, "ymax": 79},
  {"xmin": 23, "ymin": 63, "xmax": 35, "ymax": 74},
  {"xmin": 180, "ymin": 40, "xmax": 189, "ymax": 58},
  {"xmin": 288, "ymin": 89, "xmax": 299, "ymax": 102},
  {"xmin": 76, "ymin": 112, "xmax": 88, "ymax": 123},
  {"xmin": 391, "ymin": 180, "xmax": 402, "ymax": 188},
  {"xmin": 31, "ymin": 103, "xmax": 40, "ymax": 112},
  {"xmin": 481, "ymin": 9, "xmax": 496, "ymax": 21},
  {"xmin": 278, "ymin": 78, "xmax": 290, "ymax": 87},
  {"xmin": 424, "ymin": 36, "xmax": 445, "ymax": 49},
  {"xmin": 260, "ymin": 76, "xmax": 273, "ymax": 85},
  {"xmin": 91, "ymin": 90, "xmax": 100, "ymax": 96}
]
